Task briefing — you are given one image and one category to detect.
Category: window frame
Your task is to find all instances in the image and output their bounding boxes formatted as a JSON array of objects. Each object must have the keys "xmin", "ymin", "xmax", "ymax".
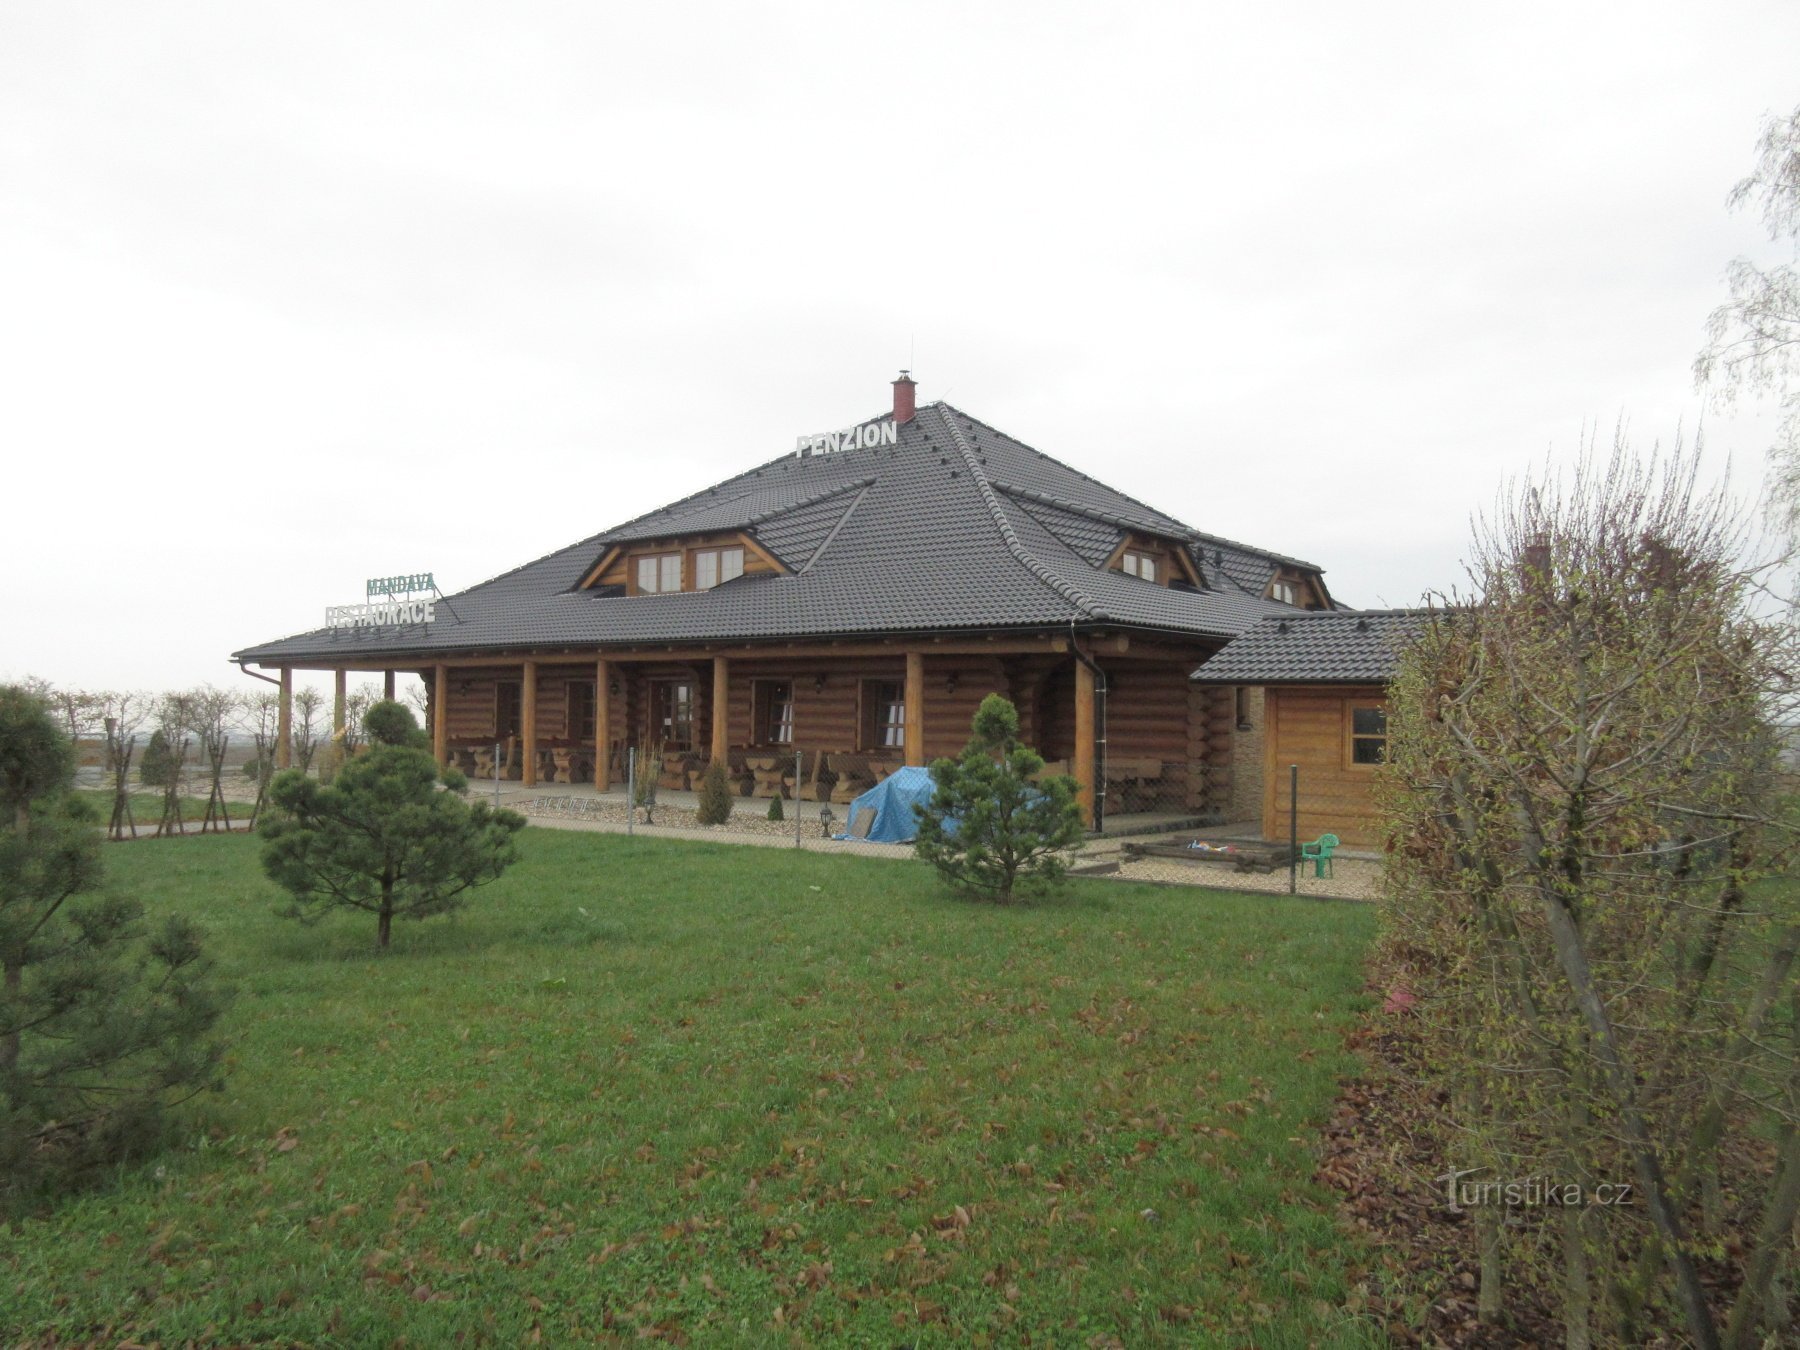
[
  {"xmin": 1269, "ymin": 577, "xmax": 1298, "ymax": 605},
  {"xmin": 567, "ymin": 679, "xmax": 597, "ymax": 743},
  {"xmin": 859, "ymin": 679, "xmax": 906, "ymax": 752},
  {"xmin": 1120, "ymin": 549, "xmax": 1159, "ymax": 583},
  {"xmin": 1344, "ymin": 700, "xmax": 1388, "ymax": 769},
  {"xmin": 694, "ymin": 545, "xmax": 745, "ymax": 591},
  {"xmin": 494, "ymin": 680, "xmax": 522, "ymax": 740},
  {"xmin": 634, "ymin": 552, "xmax": 683, "ymax": 595},
  {"xmin": 753, "ymin": 678, "xmax": 795, "ymax": 747},
  {"xmin": 648, "ymin": 679, "xmax": 695, "ymax": 751}
]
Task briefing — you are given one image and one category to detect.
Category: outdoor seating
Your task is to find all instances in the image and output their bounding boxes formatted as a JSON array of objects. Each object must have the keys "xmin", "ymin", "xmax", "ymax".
[{"xmin": 1300, "ymin": 832, "xmax": 1340, "ymax": 878}]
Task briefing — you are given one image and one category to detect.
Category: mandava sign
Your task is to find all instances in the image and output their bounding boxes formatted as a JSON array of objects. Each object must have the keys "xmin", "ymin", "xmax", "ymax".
[{"xmin": 326, "ymin": 572, "xmax": 440, "ymax": 629}]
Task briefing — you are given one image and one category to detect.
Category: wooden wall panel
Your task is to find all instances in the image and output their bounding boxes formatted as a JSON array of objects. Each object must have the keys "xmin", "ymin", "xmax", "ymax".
[
  {"xmin": 1263, "ymin": 687, "xmax": 1387, "ymax": 847},
  {"xmin": 1103, "ymin": 661, "xmax": 1194, "ymax": 804}
]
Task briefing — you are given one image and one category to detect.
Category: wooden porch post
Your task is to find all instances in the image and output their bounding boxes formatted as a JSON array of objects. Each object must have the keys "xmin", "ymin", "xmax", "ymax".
[
  {"xmin": 904, "ymin": 650, "xmax": 925, "ymax": 767},
  {"xmin": 432, "ymin": 664, "xmax": 448, "ymax": 768},
  {"xmin": 1074, "ymin": 658, "xmax": 1096, "ymax": 828},
  {"xmin": 276, "ymin": 667, "xmax": 292, "ymax": 770},
  {"xmin": 711, "ymin": 657, "xmax": 730, "ymax": 763},
  {"xmin": 383, "ymin": 669, "xmax": 395, "ymax": 701},
  {"xmin": 332, "ymin": 669, "xmax": 347, "ymax": 775},
  {"xmin": 521, "ymin": 660, "xmax": 538, "ymax": 787},
  {"xmin": 595, "ymin": 658, "xmax": 611, "ymax": 791}
]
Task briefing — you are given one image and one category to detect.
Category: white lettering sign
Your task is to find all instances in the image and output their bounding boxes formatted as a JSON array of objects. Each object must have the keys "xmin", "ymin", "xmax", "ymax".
[
  {"xmin": 326, "ymin": 600, "xmax": 437, "ymax": 629},
  {"xmin": 794, "ymin": 419, "xmax": 899, "ymax": 456}
]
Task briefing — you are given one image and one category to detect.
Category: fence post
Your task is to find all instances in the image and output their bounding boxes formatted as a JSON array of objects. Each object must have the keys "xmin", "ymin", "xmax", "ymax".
[
  {"xmin": 627, "ymin": 747, "xmax": 636, "ymax": 837},
  {"xmin": 795, "ymin": 749, "xmax": 803, "ymax": 848},
  {"xmin": 493, "ymin": 742, "xmax": 501, "ymax": 807},
  {"xmin": 1288, "ymin": 763, "xmax": 1299, "ymax": 895}
]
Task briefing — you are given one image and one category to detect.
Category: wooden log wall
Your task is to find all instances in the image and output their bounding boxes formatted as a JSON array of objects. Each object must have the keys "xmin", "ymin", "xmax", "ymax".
[
  {"xmin": 1187, "ymin": 683, "xmax": 1235, "ymax": 812},
  {"xmin": 1101, "ymin": 660, "xmax": 1196, "ymax": 808},
  {"xmin": 1263, "ymin": 686, "xmax": 1387, "ymax": 847}
]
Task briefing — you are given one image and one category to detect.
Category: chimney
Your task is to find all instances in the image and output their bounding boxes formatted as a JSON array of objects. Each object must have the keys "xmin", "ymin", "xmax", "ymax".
[{"xmin": 891, "ymin": 369, "xmax": 917, "ymax": 424}]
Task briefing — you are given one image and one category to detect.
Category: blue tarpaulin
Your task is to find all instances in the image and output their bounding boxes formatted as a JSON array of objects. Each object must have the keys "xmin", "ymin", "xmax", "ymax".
[{"xmin": 841, "ymin": 765, "xmax": 938, "ymax": 843}]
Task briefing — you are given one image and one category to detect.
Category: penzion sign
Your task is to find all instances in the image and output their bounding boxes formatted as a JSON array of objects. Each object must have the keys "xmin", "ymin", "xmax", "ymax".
[{"xmin": 794, "ymin": 419, "xmax": 898, "ymax": 457}]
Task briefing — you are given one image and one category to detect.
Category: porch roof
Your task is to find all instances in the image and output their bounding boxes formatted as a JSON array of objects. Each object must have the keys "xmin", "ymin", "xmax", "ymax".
[{"xmin": 1188, "ymin": 609, "xmax": 1432, "ymax": 685}]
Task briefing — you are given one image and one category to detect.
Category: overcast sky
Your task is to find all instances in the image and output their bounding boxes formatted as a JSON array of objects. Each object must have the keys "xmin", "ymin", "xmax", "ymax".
[{"xmin": 3, "ymin": 1, "xmax": 1796, "ymax": 698}]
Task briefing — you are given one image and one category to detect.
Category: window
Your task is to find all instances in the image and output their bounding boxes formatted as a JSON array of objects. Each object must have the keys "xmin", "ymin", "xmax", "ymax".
[
  {"xmin": 1349, "ymin": 704, "xmax": 1388, "ymax": 765},
  {"xmin": 1121, "ymin": 550, "xmax": 1158, "ymax": 583},
  {"xmin": 649, "ymin": 680, "xmax": 694, "ymax": 750},
  {"xmin": 755, "ymin": 680, "xmax": 794, "ymax": 746},
  {"xmin": 495, "ymin": 681, "xmax": 522, "ymax": 739},
  {"xmin": 1235, "ymin": 685, "xmax": 1252, "ymax": 731},
  {"xmin": 568, "ymin": 680, "xmax": 596, "ymax": 742},
  {"xmin": 635, "ymin": 553, "xmax": 682, "ymax": 594},
  {"xmin": 862, "ymin": 680, "xmax": 906, "ymax": 750},
  {"xmin": 694, "ymin": 546, "xmax": 745, "ymax": 591},
  {"xmin": 1269, "ymin": 578, "xmax": 1298, "ymax": 605}
]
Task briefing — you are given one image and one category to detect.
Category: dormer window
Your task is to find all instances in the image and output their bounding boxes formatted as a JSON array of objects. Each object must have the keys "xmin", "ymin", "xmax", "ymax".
[
  {"xmin": 636, "ymin": 553, "xmax": 682, "ymax": 594},
  {"xmin": 694, "ymin": 546, "xmax": 745, "ymax": 591},
  {"xmin": 1269, "ymin": 578, "xmax": 1298, "ymax": 605},
  {"xmin": 1121, "ymin": 550, "xmax": 1158, "ymax": 583}
]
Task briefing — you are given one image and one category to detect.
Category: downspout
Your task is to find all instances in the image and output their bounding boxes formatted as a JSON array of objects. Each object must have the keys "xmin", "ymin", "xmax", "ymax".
[
  {"xmin": 237, "ymin": 662, "xmax": 282, "ymax": 687},
  {"xmin": 1069, "ymin": 621, "xmax": 1108, "ymax": 834}
]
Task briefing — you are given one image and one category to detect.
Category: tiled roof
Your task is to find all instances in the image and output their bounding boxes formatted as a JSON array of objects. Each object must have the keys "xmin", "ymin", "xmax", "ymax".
[
  {"xmin": 233, "ymin": 402, "xmax": 1326, "ymax": 664},
  {"xmin": 1189, "ymin": 610, "xmax": 1431, "ymax": 684}
]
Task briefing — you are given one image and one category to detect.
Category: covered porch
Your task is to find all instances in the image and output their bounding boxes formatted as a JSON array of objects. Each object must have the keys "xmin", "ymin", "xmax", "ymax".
[{"xmin": 266, "ymin": 631, "xmax": 1240, "ymax": 831}]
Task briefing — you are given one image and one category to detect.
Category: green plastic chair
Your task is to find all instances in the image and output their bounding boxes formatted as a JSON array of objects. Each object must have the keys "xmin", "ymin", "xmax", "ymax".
[{"xmin": 1300, "ymin": 832, "xmax": 1340, "ymax": 878}]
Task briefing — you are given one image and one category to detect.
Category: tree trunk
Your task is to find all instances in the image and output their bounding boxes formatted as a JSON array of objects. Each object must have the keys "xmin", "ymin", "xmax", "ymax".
[
  {"xmin": 0, "ymin": 961, "xmax": 21, "ymax": 1071},
  {"xmin": 378, "ymin": 871, "xmax": 394, "ymax": 950},
  {"xmin": 1563, "ymin": 1204, "xmax": 1592, "ymax": 1350},
  {"xmin": 1476, "ymin": 1202, "xmax": 1504, "ymax": 1324}
]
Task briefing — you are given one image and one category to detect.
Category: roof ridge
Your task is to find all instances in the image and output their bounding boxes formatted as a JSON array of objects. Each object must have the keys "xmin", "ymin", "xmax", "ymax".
[
  {"xmin": 795, "ymin": 482, "xmax": 872, "ymax": 574},
  {"xmin": 931, "ymin": 406, "xmax": 1104, "ymax": 620},
  {"xmin": 993, "ymin": 481, "xmax": 1188, "ymax": 541},
  {"xmin": 939, "ymin": 403, "xmax": 1201, "ymax": 534}
]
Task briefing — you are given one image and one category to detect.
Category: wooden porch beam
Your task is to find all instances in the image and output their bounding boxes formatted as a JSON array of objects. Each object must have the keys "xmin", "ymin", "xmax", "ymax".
[
  {"xmin": 1074, "ymin": 657, "xmax": 1096, "ymax": 828},
  {"xmin": 276, "ymin": 667, "xmax": 292, "ymax": 770},
  {"xmin": 432, "ymin": 664, "xmax": 448, "ymax": 768},
  {"xmin": 332, "ymin": 669, "xmax": 347, "ymax": 773},
  {"xmin": 521, "ymin": 660, "xmax": 538, "ymax": 787},
  {"xmin": 383, "ymin": 670, "xmax": 395, "ymax": 700},
  {"xmin": 904, "ymin": 651, "xmax": 924, "ymax": 766},
  {"xmin": 711, "ymin": 657, "xmax": 729, "ymax": 763},
  {"xmin": 595, "ymin": 658, "xmax": 611, "ymax": 791}
]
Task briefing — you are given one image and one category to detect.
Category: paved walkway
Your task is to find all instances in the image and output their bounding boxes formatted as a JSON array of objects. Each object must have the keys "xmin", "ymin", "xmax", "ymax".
[{"xmin": 516, "ymin": 794, "xmax": 1382, "ymax": 900}]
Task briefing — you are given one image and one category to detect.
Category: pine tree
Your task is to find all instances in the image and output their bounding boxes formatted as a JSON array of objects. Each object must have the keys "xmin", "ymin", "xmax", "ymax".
[
  {"xmin": 0, "ymin": 687, "xmax": 226, "ymax": 1210},
  {"xmin": 766, "ymin": 793, "xmax": 784, "ymax": 822},
  {"xmin": 915, "ymin": 694, "xmax": 1086, "ymax": 904},
  {"xmin": 260, "ymin": 701, "xmax": 524, "ymax": 951}
]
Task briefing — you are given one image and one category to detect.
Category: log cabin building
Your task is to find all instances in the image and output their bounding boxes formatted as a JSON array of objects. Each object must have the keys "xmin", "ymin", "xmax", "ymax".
[
  {"xmin": 1188, "ymin": 610, "xmax": 1427, "ymax": 846},
  {"xmin": 232, "ymin": 375, "xmax": 1336, "ymax": 828}
]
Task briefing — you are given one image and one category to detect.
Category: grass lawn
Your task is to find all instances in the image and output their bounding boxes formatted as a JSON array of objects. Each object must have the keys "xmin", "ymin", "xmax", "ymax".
[{"xmin": 1, "ymin": 829, "xmax": 1380, "ymax": 1347}]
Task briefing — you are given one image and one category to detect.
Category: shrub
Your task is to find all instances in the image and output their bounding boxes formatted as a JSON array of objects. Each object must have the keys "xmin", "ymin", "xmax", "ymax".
[
  {"xmin": 695, "ymin": 760, "xmax": 734, "ymax": 826},
  {"xmin": 915, "ymin": 694, "xmax": 1085, "ymax": 904},
  {"xmin": 138, "ymin": 728, "xmax": 174, "ymax": 788},
  {"xmin": 767, "ymin": 794, "xmax": 784, "ymax": 823}
]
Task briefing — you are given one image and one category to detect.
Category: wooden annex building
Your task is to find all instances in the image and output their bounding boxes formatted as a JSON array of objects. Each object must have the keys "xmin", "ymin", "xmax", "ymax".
[
  {"xmin": 233, "ymin": 375, "xmax": 1335, "ymax": 829},
  {"xmin": 1189, "ymin": 610, "xmax": 1427, "ymax": 846}
]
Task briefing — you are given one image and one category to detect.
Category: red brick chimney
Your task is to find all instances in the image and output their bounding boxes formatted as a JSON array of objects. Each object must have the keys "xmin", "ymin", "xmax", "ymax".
[{"xmin": 891, "ymin": 369, "xmax": 917, "ymax": 423}]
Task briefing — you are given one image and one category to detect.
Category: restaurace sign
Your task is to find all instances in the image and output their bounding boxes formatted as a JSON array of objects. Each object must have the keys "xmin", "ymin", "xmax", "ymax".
[
  {"xmin": 325, "ymin": 572, "xmax": 440, "ymax": 629},
  {"xmin": 794, "ymin": 419, "xmax": 898, "ymax": 456}
]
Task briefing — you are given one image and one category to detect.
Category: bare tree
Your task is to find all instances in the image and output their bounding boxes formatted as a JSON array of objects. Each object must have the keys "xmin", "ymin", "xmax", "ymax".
[
  {"xmin": 1380, "ymin": 440, "xmax": 1800, "ymax": 1348},
  {"xmin": 1697, "ymin": 103, "xmax": 1800, "ymax": 545},
  {"xmin": 150, "ymin": 692, "xmax": 196, "ymax": 838},
  {"xmin": 186, "ymin": 686, "xmax": 240, "ymax": 834},
  {"xmin": 239, "ymin": 690, "xmax": 281, "ymax": 827},
  {"xmin": 94, "ymin": 692, "xmax": 149, "ymax": 840},
  {"xmin": 291, "ymin": 688, "xmax": 325, "ymax": 775},
  {"xmin": 341, "ymin": 682, "xmax": 380, "ymax": 757}
]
